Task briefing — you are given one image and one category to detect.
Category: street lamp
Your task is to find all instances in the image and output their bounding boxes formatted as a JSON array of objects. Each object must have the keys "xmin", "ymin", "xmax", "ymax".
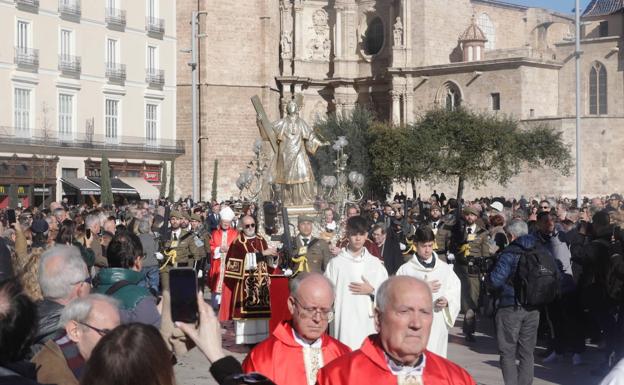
[
  {"xmin": 574, "ymin": 0, "xmax": 581, "ymax": 207},
  {"xmin": 189, "ymin": 11, "xmax": 207, "ymax": 202}
]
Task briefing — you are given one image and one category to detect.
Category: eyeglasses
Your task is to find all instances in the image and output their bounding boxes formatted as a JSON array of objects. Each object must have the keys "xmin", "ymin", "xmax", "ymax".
[
  {"xmin": 292, "ymin": 297, "xmax": 334, "ymax": 321},
  {"xmin": 78, "ymin": 321, "xmax": 112, "ymax": 337},
  {"xmin": 244, "ymin": 223, "xmax": 256, "ymax": 229}
]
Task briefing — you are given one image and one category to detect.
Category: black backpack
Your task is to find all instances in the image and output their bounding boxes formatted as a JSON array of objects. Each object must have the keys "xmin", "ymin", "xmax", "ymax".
[
  {"xmin": 512, "ymin": 244, "xmax": 560, "ymax": 308},
  {"xmin": 594, "ymin": 237, "xmax": 624, "ymax": 302}
]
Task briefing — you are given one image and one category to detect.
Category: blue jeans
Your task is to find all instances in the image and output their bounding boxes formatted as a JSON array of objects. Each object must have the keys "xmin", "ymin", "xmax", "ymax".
[{"xmin": 140, "ymin": 265, "xmax": 161, "ymax": 295}]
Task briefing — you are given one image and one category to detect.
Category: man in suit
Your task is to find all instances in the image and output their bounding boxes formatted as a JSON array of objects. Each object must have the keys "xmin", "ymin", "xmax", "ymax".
[
  {"xmin": 291, "ymin": 215, "xmax": 332, "ymax": 274},
  {"xmin": 370, "ymin": 224, "xmax": 404, "ymax": 276},
  {"xmin": 207, "ymin": 202, "xmax": 221, "ymax": 232}
]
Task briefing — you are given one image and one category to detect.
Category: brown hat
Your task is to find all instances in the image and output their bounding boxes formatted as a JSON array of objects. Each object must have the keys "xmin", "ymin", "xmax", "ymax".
[
  {"xmin": 462, "ymin": 205, "xmax": 480, "ymax": 217},
  {"xmin": 190, "ymin": 213, "xmax": 202, "ymax": 222},
  {"xmin": 297, "ymin": 215, "xmax": 315, "ymax": 224},
  {"xmin": 170, "ymin": 211, "xmax": 184, "ymax": 219},
  {"xmin": 430, "ymin": 204, "xmax": 442, "ymax": 212}
]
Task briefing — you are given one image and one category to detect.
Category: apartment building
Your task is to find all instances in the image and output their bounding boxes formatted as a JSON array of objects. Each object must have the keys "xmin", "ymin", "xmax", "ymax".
[{"xmin": 0, "ymin": 0, "xmax": 180, "ymax": 207}]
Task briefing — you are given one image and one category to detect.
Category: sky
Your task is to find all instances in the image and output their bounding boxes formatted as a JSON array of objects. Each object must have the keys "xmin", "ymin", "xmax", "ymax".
[{"xmin": 506, "ymin": 0, "xmax": 592, "ymax": 14}]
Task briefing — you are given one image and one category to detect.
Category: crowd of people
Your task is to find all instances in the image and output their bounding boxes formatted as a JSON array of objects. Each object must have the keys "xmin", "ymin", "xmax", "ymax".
[{"xmin": 1, "ymin": 191, "xmax": 624, "ymax": 385}]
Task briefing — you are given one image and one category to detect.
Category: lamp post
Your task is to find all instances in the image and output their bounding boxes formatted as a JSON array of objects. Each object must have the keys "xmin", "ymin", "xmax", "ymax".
[
  {"xmin": 189, "ymin": 11, "xmax": 207, "ymax": 202},
  {"xmin": 575, "ymin": 0, "xmax": 581, "ymax": 207}
]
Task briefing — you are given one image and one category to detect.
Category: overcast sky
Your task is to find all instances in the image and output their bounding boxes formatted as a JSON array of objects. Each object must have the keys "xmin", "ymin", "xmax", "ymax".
[{"xmin": 508, "ymin": 0, "xmax": 592, "ymax": 14}]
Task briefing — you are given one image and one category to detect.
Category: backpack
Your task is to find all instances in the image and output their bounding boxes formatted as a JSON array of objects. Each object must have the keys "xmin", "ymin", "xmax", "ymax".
[
  {"xmin": 594, "ymin": 237, "xmax": 624, "ymax": 302},
  {"xmin": 512, "ymin": 244, "xmax": 560, "ymax": 308}
]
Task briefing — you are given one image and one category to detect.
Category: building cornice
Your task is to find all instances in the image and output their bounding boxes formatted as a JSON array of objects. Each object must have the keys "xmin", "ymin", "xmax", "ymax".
[{"xmin": 388, "ymin": 57, "xmax": 563, "ymax": 76}]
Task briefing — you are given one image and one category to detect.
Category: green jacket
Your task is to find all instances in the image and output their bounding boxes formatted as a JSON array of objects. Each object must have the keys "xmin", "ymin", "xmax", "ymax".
[{"xmin": 93, "ymin": 268, "xmax": 151, "ymax": 310}]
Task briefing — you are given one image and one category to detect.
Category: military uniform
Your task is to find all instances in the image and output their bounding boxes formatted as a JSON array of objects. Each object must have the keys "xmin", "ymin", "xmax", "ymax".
[
  {"xmin": 291, "ymin": 234, "xmax": 332, "ymax": 273},
  {"xmin": 160, "ymin": 211, "xmax": 204, "ymax": 290},
  {"xmin": 451, "ymin": 209, "xmax": 490, "ymax": 339}
]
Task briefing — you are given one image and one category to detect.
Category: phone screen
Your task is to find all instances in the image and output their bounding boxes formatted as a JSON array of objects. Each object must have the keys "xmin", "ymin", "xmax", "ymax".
[
  {"xmin": 169, "ymin": 268, "xmax": 198, "ymax": 323},
  {"xmin": 7, "ymin": 209, "xmax": 16, "ymax": 225},
  {"xmin": 86, "ymin": 228, "xmax": 91, "ymax": 239}
]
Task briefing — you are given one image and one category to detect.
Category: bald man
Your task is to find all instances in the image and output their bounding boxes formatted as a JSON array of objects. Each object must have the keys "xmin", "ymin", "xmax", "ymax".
[
  {"xmin": 318, "ymin": 276, "xmax": 475, "ymax": 385},
  {"xmin": 243, "ymin": 272, "xmax": 351, "ymax": 385}
]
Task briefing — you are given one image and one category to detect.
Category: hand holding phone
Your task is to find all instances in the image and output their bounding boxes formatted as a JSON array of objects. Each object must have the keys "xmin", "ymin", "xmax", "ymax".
[{"xmin": 170, "ymin": 268, "xmax": 199, "ymax": 323}]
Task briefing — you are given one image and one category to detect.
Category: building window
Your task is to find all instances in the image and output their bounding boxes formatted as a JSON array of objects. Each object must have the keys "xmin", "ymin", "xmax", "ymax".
[
  {"xmin": 147, "ymin": 45, "xmax": 157, "ymax": 71},
  {"xmin": 477, "ymin": 13, "xmax": 495, "ymax": 50},
  {"xmin": 599, "ymin": 21, "xmax": 608, "ymax": 37},
  {"xmin": 589, "ymin": 62, "xmax": 607, "ymax": 115},
  {"xmin": 60, "ymin": 29, "xmax": 73, "ymax": 57},
  {"xmin": 59, "ymin": 94, "xmax": 73, "ymax": 138},
  {"xmin": 491, "ymin": 93, "xmax": 500, "ymax": 111},
  {"xmin": 363, "ymin": 17, "xmax": 384, "ymax": 56},
  {"xmin": 105, "ymin": 99, "xmax": 119, "ymax": 141},
  {"xmin": 16, "ymin": 20, "xmax": 30, "ymax": 49},
  {"xmin": 442, "ymin": 82, "xmax": 461, "ymax": 111},
  {"xmin": 145, "ymin": 103, "xmax": 158, "ymax": 143},
  {"xmin": 62, "ymin": 168, "xmax": 78, "ymax": 179},
  {"xmin": 14, "ymin": 88, "xmax": 31, "ymax": 133},
  {"xmin": 106, "ymin": 38, "xmax": 118, "ymax": 64}
]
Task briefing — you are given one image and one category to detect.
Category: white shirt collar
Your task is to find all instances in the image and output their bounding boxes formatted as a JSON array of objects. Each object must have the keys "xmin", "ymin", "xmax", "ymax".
[
  {"xmin": 292, "ymin": 329, "xmax": 322, "ymax": 348},
  {"xmin": 385, "ymin": 352, "xmax": 426, "ymax": 376}
]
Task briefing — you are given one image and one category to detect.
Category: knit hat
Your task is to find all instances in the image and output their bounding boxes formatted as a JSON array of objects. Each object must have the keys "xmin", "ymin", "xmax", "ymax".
[{"xmin": 30, "ymin": 219, "xmax": 49, "ymax": 234}]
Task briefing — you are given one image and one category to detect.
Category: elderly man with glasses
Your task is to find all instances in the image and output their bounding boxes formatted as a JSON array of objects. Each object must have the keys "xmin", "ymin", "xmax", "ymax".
[
  {"xmin": 32, "ymin": 294, "xmax": 121, "ymax": 385},
  {"xmin": 30, "ymin": 245, "xmax": 91, "ymax": 357},
  {"xmin": 242, "ymin": 272, "xmax": 350, "ymax": 385},
  {"xmin": 219, "ymin": 215, "xmax": 278, "ymax": 344}
]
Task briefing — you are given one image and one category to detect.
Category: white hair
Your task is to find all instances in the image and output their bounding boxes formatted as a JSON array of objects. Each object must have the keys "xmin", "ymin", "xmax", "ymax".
[
  {"xmin": 59, "ymin": 294, "xmax": 119, "ymax": 327},
  {"xmin": 85, "ymin": 214, "xmax": 99, "ymax": 229},
  {"xmin": 505, "ymin": 219, "xmax": 528, "ymax": 239},
  {"xmin": 39, "ymin": 245, "xmax": 87, "ymax": 300},
  {"xmin": 289, "ymin": 272, "xmax": 335, "ymax": 299}
]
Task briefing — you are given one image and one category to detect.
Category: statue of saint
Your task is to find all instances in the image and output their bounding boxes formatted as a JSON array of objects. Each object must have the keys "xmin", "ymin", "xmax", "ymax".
[{"xmin": 257, "ymin": 100, "xmax": 327, "ymax": 205}]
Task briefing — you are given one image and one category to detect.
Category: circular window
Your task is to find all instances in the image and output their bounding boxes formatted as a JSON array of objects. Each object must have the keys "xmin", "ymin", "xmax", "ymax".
[{"xmin": 363, "ymin": 17, "xmax": 384, "ymax": 56}]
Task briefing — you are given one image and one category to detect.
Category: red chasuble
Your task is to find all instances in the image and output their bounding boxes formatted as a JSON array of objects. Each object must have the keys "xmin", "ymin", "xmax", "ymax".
[
  {"xmin": 317, "ymin": 335, "xmax": 475, "ymax": 385},
  {"xmin": 207, "ymin": 227, "xmax": 238, "ymax": 293},
  {"xmin": 219, "ymin": 233, "xmax": 273, "ymax": 321},
  {"xmin": 242, "ymin": 321, "xmax": 351, "ymax": 385}
]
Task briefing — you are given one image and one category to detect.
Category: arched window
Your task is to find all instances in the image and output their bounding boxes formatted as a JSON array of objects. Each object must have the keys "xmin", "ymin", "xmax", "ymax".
[
  {"xmin": 363, "ymin": 17, "xmax": 384, "ymax": 56},
  {"xmin": 444, "ymin": 82, "xmax": 461, "ymax": 111},
  {"xmin": 589, "ymin": 62, "xmax": 607, "ymax": 115},
  {"xmin": 477, "ymin": 13, "xmax": 495, "ymax": 50}
]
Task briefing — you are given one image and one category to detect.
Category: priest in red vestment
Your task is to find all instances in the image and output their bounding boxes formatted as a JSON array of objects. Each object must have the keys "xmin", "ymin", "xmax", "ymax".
[
  {"xmin": 317, "ymin": 276, "xmax": 475, "ymax": 385},
  {"xmin": 242, "ymin": 272, "xmax": 351, "ymax": 385},
  {"xmin": 219, "ymin": 215, "xmax": 278, "ymax": 344},
  {"xmin": 207, "ymin": 206, "xmax": 238, "ymax": 309}
]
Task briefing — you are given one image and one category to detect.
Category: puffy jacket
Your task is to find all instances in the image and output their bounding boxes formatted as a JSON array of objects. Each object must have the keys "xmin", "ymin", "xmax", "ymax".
[
  {"xmin": 93, "ymin": 268, "xmax": 161, "ymax": 327},
  {"xmin": 487, "ymin": 234, "xmax": 538, "ymax": 308}
]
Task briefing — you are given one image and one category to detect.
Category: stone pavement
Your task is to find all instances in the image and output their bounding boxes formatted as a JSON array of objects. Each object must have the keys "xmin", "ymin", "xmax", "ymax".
[{"xmin": 174, "ymin": 316, "xmax": 607, "ymax": 385}]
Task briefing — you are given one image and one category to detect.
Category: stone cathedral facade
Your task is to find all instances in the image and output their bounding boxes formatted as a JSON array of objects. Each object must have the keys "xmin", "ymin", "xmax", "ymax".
[{"xmin": 176, "ymin": 0, "xmax": 624, "ymax": 200}]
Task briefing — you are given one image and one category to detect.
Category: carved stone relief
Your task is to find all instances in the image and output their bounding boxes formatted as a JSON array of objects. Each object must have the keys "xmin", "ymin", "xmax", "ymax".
[{"xmin": 306, "ymin": 9, "xmax": 330, "ymax": 61}]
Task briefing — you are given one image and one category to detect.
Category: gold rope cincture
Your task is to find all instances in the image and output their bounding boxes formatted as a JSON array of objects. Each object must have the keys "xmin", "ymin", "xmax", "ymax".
[
  {"xmin": 159, "ymin": 249, "xmax": 177, "ymax": 271},
  {"xmin": 292, "ymin": 255, "xmax": 310, "ymax": 274}
]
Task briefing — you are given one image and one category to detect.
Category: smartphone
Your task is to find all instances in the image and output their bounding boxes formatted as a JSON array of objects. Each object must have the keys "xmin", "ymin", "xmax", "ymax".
[
  {"xmin": 169, "ymin": 268, "xmax": 198, "ymax": 323},
  {"xmin": 86, "ymin": 228, "xmax": 91, "ymax": 239},
  {"xmin": 7, "ymin": 209, "xmax": 16, "ymax": 225}
]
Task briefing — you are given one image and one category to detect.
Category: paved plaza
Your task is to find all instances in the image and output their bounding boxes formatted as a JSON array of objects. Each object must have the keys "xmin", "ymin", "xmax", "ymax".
[{"xmin": 174, "ymin": 314, "xmax": 605, "ymax": 385}]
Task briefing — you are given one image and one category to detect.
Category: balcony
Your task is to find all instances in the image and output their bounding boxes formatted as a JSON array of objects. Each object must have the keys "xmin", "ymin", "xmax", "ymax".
[
  {"xmin": 15, "ymin": 0, "xmax": 39, "ymax": 12},
  {"xmin": 14, "ymin": 47, "xmax": 39, "ymax": 71},
  {"xmin": 105, "ymin": 62, "xmax": 126, "ymax": 84},
  {"xmin": 105, "ymin": 7, "xmax": 126, "ymax": 30},
  {"xmin": 58, "ymin": 0, "xmax": 81, "ymax": 20},
  {"xmin": 58, "ymin": 54, "xmax": 81, "ymax": 76},
  {"xmin": 0, "ymin": 126, "xmax": 185, "ymax": 156},
  {"xmin": 146, "ymin": 16, "xmax": 165, "ymax": 36},
  {"xmin": 146, "ymin": 68, "xmax": 164, "ymax": 88}
]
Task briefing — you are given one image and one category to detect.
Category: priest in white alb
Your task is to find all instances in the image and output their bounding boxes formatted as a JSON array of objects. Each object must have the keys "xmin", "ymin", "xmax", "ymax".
[
  {"xmin": 325, "ymin": 216, "xmax": 389, "ymax": 350},
  {"xmin": 396, "ymin": 226, "xmax": 461, "ymax": 357}
]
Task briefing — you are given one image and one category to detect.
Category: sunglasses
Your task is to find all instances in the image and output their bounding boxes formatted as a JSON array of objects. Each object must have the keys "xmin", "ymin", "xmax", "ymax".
[
  {"xmin": 244, "ymin": 223, "xmax": 256, "ymax": 229},
  {"xmin": 541, "ymin": 206, "xmax": 549, "ymax": 210}
]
